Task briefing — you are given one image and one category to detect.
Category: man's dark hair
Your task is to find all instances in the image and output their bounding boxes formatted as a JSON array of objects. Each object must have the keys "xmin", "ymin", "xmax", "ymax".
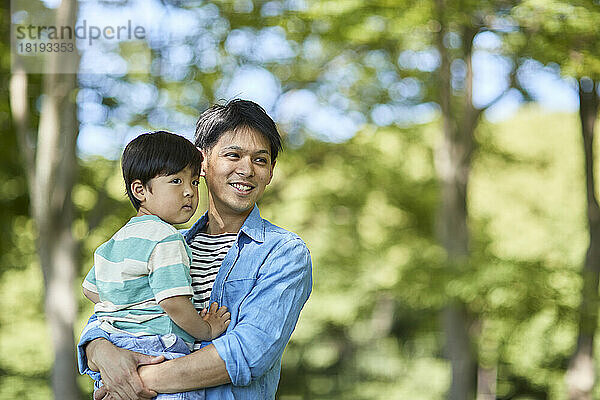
[
  {"xmin": 122, "ymin": 131, "xmax": 203, "ymax": 210},
  {"xmin": 194, "ymin": 99, "xmax": 283, "ymax": 162}
]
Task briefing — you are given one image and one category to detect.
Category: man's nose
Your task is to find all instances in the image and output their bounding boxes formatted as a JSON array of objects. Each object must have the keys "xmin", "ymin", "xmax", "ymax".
[{"xmin": 237, "ymin": 156, "xmax": 254, "ymax": 177}]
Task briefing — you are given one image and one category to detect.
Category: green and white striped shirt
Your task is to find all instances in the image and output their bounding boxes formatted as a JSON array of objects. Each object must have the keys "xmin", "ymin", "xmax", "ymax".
[{"xmin": 83, "ymin": 215, "xmax": 195, "ymax": 344}]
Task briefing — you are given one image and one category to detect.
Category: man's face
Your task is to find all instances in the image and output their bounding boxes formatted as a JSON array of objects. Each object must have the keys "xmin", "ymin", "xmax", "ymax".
[{"xmin": 202, "ymin": 127, "xmax": 274, "ymax": 219}]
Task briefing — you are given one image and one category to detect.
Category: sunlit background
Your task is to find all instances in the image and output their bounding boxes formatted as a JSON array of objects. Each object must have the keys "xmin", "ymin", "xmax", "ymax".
[{"xmin": 2, "ymin": 0, "xmax": 600, "ymax": 399}]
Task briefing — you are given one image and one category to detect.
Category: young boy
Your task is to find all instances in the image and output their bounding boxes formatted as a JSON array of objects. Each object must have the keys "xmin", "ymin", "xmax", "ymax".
[{"xmin": 82, "ymin": 131, "xmax": 230, "ymax": 399}]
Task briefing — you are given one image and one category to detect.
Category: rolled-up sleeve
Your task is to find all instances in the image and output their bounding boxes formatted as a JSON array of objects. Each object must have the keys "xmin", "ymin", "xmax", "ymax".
[
  {"xmin": 212, "ymin": 238, "xmax": 312, "ymax": 386},
  {"xmin": 77, "ymin": 314, "xmax": 109, "ymax": 380}
]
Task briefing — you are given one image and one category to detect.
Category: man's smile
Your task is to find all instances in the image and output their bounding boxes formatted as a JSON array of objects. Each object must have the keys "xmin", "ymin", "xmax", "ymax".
[{"xmin": 229, "ymin": 182, "xmax": 255, "ymax": 194}]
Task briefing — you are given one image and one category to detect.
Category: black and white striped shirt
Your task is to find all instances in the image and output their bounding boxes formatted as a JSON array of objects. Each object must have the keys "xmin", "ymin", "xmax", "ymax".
[{"xmin": 188, "ymin": 231, "xmax": 237, "ymax": 312}]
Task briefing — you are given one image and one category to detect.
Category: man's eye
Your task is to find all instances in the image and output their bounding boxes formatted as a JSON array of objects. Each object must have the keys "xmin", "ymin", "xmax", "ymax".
[
  {"xmin": 255, "ymin": 158, "xmax": 268, "ymax": 164},
  {"xmin": 171, "ymin": 178, "xmax": 182, "ymax": 184},
  {"xmin": 225, "ymin": 153, "xmax": 239, "ymax": 158}
]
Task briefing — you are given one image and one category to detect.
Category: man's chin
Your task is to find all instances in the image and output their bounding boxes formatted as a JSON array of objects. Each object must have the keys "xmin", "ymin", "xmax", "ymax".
[{"xmin": 228, "ymin": 201, "xmax": 256, "ymax": 215}]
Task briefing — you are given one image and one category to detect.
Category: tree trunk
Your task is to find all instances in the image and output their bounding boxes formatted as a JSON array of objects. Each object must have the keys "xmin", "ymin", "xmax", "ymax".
[
  {"xmin": 566, "ymin": 78, "xmax": 600, "ymax": 400},
  {"xmin": 477, "ymin": 366, "xmax": 497, "ymax": 400},
  {"xmin": 9, "ymin": 1, "xmax": 80, "ymax": 399},
  {"xmin": 433, "ymin": 1, "xmax": 478, "ymax": 398}
]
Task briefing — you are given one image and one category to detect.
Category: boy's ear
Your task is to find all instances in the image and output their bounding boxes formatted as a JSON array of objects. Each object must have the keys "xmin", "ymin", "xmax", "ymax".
[{"xmin": 131, "ymin": 180, "xmax": 147, "ymax": 203}]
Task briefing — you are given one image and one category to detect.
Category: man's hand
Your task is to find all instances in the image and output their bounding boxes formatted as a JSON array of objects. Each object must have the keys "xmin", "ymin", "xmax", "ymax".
[{"xmin": 87, "ymin": 338, "xmax": 164, "ymax": 400}]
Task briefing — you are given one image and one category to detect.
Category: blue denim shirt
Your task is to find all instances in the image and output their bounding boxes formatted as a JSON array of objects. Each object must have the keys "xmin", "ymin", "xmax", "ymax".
[{"xmin": 78, "ymin": 206, "xmax": 313, "ymax": 399}]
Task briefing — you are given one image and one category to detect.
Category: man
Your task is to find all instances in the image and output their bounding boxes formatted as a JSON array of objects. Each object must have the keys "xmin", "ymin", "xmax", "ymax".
[{"xmin": 78, "ymin": 99, "xmax": 313, "ymax": 399}]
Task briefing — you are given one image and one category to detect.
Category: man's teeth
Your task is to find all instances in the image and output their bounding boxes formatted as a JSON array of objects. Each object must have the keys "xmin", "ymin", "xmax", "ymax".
[{"xmin": 232, "ymin": 183, "xmax": 252, "ymax": 191}]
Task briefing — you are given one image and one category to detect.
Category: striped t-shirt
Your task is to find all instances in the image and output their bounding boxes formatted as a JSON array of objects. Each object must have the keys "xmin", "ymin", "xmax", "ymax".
[
  {"xmin": 83, "ymin": 215, "xmax": 195, "ymax": 344},
  {"xmin": 188, "ymin": 231, "xmax": 237, "ymax": 312}
]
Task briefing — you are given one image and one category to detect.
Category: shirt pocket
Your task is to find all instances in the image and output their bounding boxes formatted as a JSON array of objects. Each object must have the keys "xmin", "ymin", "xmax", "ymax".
[{"xmin": 222, "ymin": 278, "xmax": 256, "ymax": 316}]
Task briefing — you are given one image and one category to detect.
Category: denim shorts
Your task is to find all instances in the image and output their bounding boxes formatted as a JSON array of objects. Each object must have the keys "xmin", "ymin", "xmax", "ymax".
[{"xmin": 93, "ymin": 333, "xmax": 205, "ymax": 400}]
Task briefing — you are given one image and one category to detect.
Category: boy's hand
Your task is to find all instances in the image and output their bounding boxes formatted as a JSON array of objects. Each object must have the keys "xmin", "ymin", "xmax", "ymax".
[{"xmin": 203, "ymin": 302, "xmax": 231, "ymax": 339}]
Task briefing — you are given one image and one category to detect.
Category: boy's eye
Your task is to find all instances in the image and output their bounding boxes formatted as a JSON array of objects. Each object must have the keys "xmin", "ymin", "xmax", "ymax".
[
  {"xmin": 192, "ymin": 180, "xmax": 199, "ymax": 186},
  {"xmin": 170, "ymin": 178, "xmax": 182, "ymax": 184},
  {"xmin": 255, "ymin": 157, "xmax": 268, "ymax": 164}
]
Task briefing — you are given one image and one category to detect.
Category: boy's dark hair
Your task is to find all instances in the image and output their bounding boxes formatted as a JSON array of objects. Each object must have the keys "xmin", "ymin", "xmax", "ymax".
[
  {"xmin": 122, "ymin": 131, "xmax": 203, "ymax": 210},
  {"xmin": 194, "ymin": 99, "xmax": 283, "ymax": 162}
]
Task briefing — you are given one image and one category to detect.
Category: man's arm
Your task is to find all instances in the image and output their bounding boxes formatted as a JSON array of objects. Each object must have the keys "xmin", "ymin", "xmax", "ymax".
[
  {"xmin": 213, "ymin": 238, "xmax": 312, "ymax": 385},
  {"xmin": 138, "ymin": 343, "xmax": 231, "ymax": 393},
  {"xmin": 77, "ymin": 315, "xmax": 164, "ymax": 399},
  {"xmin": 86, "ymin": 338, "xmax": 163, "ymax": 399},
  {"xmin": 136, "ymin": 238, "xmax": 312, "ymax": 391}
]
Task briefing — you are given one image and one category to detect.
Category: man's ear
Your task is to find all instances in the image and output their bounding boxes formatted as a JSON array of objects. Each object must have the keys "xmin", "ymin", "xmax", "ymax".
[
  {"xmin": 131, "ymin": 180, "xmax": 147, "ymax": 204},
  {"xmin": 267, "ymin": 161, "xmax": 276, "ymax": 185},
  {"xmin": 199, "ymin": 149, "xmax": 208, "ymax": 177}
]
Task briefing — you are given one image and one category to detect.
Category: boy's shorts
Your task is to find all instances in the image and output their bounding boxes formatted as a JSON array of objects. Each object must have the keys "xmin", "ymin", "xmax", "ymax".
[{"xmin": 93, "ymin": 333, "xmax": 204, "ymax": 400}]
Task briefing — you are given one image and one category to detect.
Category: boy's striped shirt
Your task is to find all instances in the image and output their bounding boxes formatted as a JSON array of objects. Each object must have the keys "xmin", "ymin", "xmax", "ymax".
[{"xmin": 83, "ymin": 215, "xmax": 195, "ymax": 343}]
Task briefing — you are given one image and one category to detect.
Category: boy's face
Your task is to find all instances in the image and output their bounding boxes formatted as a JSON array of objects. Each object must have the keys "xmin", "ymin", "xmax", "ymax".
[
  {"xmin": 134, "ymin": 165, "xmax": 200, "ymax": 224},
  {"xmin": 201, "ymin": 127, "xmax": 274, "ymax": 220}
]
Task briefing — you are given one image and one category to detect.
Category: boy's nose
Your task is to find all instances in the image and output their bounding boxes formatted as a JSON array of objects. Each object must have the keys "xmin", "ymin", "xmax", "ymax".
[{"xmin": 183, "ymin": 185, "xmax": 194, "ymax": 197}]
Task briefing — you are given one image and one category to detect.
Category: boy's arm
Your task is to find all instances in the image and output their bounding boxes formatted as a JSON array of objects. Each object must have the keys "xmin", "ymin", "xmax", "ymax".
[
  {"xmin": 83, "ymin": 287, "xmax": 100, "ymax": 303},
  {"xmin": 147, "ymin": 234, "xmax": 231, "ymax": 339},
  {"xmin": 82, "ymin": 265, "xmax": 99, "ymax": 303},
  {"xmin": 158, "ymin": 296, "xmax": 230, "ymax": 340}
]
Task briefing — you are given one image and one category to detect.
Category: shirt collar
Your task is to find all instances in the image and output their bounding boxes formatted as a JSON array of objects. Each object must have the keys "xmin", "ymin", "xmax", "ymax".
[
  {"xmin": 184, "ymin": 205, "xmax": 265, "ymax": 243},
  {"xmin": 239, "ymin": 205, "xmax": 265, "ymax": 243}
]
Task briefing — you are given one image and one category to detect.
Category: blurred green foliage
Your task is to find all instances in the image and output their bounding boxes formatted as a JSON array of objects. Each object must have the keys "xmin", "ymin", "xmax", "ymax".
[
  {"xmin": 3, "ymin": 0, "xmax": 600, "ymax": 399},
  {"xmin": 1, "ymin": 106, "xmax": 595, "ymax": 399}
]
